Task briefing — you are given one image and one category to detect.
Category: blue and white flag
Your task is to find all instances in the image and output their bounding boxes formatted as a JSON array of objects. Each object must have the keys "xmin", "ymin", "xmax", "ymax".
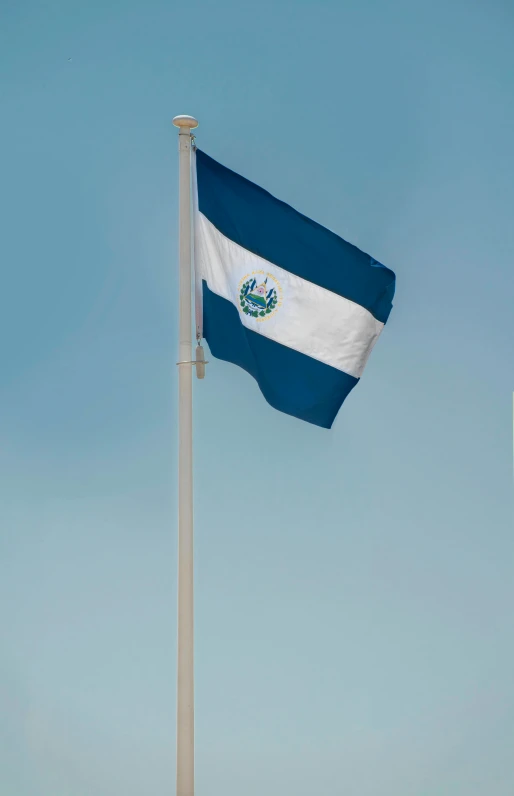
[{"xmin": 193, "ymin": 149, "xmax": 396, "ymax": 429}]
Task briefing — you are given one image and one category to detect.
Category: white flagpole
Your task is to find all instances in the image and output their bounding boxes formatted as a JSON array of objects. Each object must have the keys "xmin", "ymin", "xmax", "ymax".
[{"xmin": 172, "ymin": 114, "xmax": 198, "ymax": 796}]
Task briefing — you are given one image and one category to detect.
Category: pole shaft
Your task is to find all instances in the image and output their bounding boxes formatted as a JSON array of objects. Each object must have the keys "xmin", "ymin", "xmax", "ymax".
[{"xmin": 176, "ymin": 125, "xmax": 194, "ymax": 796}]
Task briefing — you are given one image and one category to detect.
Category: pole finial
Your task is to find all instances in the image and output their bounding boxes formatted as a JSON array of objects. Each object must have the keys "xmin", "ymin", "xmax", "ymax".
[{"xmin": 173, "ymin": 115, "xmax": 199, "ymax": 129}]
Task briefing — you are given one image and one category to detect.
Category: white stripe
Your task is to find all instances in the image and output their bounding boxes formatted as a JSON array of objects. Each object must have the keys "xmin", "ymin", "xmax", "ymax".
[{"xmin": 194, "ymin": 210, "xmax": 384, "ymax": 378}]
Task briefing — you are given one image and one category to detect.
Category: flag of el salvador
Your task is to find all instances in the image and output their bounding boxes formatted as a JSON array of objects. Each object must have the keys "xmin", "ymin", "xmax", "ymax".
[{"xmin": 193, "ymin": 149, "xmax": 396, "ymax": 429}]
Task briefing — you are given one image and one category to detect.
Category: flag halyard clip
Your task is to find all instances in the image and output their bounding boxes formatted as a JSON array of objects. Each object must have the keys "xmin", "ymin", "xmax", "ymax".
[{"xmin": 176, "ymin": 344, "xmax": 208, "ymax": 379}]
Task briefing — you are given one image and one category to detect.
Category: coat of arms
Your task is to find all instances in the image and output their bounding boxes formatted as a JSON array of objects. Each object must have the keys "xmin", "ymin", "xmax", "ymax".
[{"xmin": 239, "ymin": 274, "xmax": 281, "ymax": 321}]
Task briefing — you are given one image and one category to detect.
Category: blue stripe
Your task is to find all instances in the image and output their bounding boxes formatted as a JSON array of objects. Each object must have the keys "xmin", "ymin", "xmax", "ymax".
[
  {"xmin": 196, "ymin": 149, "xmax": 396, "ymax": 324},
  {"xmin": 203, "ymin": 282, "xmax": 358, "ymax": 429}
]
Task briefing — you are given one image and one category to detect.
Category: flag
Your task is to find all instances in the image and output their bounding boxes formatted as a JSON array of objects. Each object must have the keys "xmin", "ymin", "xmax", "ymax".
[{"xmin": 193, "ymin": 149, "xmax": 396, "ymax": 429}]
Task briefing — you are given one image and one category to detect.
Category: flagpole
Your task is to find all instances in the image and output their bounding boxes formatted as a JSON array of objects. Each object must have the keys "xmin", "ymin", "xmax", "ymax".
[{"xmin": 173, "ymin": 114, "xmax": 198, "ymax": 796}]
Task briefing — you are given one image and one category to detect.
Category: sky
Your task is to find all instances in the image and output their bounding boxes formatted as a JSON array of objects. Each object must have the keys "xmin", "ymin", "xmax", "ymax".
[{"xmin": 1, "ymin": 0, "xmax": 513, "ymax": 794}]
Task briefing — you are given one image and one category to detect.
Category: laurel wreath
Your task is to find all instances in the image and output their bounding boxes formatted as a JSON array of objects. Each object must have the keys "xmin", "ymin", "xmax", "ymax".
[{"xmin": 239, "ymin": 279, "xmax": 278, "ymax": 318}]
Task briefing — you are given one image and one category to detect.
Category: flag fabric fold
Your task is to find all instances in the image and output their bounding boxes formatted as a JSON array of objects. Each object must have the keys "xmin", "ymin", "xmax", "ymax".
[{"xmin": 193, "ymin": 148, "xmax": 396, "ymax": 429}]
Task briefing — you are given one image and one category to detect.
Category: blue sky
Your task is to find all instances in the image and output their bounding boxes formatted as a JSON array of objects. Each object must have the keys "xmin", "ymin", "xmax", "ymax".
[{"xmin": 1, "ymin": 0, "xmax": 513, "ymax": 794}]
